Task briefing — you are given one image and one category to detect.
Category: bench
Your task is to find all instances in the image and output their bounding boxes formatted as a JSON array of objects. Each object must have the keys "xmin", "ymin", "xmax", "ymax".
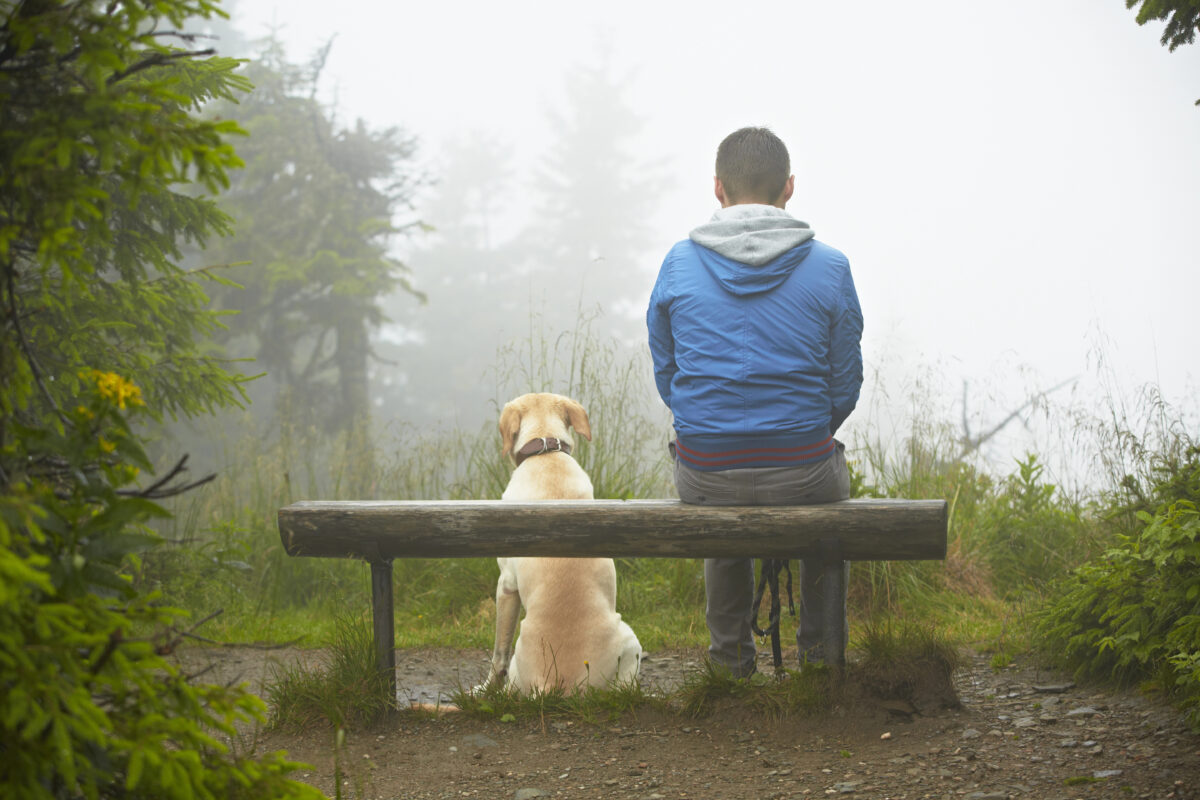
[{"xmin": 277, "ymin": 498, "xmax": 947, "ymax": 701}]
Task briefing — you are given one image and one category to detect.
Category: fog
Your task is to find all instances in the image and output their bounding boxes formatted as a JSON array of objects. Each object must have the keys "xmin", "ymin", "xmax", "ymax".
[{"xmin": 221, "ymin": 0, "xmax": 1199, "ymax": 484}]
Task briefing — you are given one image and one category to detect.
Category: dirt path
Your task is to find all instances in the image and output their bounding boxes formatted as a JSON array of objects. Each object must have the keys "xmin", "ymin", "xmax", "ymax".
[{"xmin": 178, "ymin": 646, "xmax": 1199, "ymax": 799}]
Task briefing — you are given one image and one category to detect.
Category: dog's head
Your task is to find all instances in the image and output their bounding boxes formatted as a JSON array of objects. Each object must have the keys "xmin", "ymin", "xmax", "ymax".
[{"xmin": 499, "ymin": 392, "xmax": 592, "ymax": 460}]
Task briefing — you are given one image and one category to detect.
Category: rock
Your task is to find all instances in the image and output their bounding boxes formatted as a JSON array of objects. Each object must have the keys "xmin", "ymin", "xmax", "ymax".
[
  {"xmin": 881, "ymin": 699, "xmax": 917, "ymax": 719},
  {"xmin": 965, "ymin": 793, "xmax": 1009, "ymax": 800},
  {"xmin": 1066, "ymin": 706, "xmax": 1100, "ymax": 718},
  {"xmin": 1033, "ymin": 682, "xmax": 1076, "ymax": 693},
  {"xmin": 962, "ymin": 728, "xmax": 983, "ymax": 739},
  {"xmin": 513, "ymin": 790, "xmax": 550, "ymax": 800},
  {"xmin": 1013, "ymin": 717, "xmax": 1038, "ymax": 728},
  {"xmin": 832, "ymin": 781, "xmax": 861, "ymax": 793},
  {"xmin": 1094, "ymin": 769, "xmax": 1124, "ymax": 778},
  {"xmin": 462, "ymin": 734, "xmax": 498, "ymax": 748}
]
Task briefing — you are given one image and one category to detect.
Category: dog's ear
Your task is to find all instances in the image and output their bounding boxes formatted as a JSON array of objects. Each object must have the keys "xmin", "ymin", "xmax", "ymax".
[
  {"xmin": 564, "ymin": 398, "xmax": 592, "ymax": 442},
  {"xmin": 499, "ymin": 401, "xmax": 522, "ymax": 457}
]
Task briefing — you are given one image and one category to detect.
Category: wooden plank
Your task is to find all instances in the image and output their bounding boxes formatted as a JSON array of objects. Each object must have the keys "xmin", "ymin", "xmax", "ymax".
[
  {"xmin": 278, "ymin": 498, "xmax": 947, "ymax": 562},
  {"xmin": 369, "ymin": 560, "xmax": 397, "ymax": 704},
  {"xmin": 820, "ymin": 559, "xmax": 848, "ymax": 669}
]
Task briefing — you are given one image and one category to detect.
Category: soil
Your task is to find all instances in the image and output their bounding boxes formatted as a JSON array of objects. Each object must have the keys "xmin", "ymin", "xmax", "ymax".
[{"xmin": 174, "ymin": 645, "xmax": 1200, "ymax": 800}]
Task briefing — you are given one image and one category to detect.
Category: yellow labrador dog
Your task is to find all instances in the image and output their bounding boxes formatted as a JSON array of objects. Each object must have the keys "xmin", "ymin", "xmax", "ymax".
[{"xmin": 483, "ymin": 392, "xmax": 642, "ymax": 692}]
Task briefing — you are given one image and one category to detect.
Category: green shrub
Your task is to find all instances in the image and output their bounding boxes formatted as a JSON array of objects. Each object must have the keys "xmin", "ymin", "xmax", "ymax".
[
  {"xmin": 1036, "ymin": 449, "xmax": 1200, "ymax": 729},
  {"xmin": 0, "ymin": 2, "xmax": 326, "ymax": 795},
  {"xmin": 975, "ymin": 454, "xmax": 1094, "ymax": 593}
]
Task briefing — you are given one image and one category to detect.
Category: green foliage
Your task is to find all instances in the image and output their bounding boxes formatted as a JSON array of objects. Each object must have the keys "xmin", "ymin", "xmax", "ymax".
[
  {"xmin": 1124, "ymin": 0, "xmax": 1200, "ymax": 103},
  {"xmin": 453, "ymin": 677, "xmax": 654, "ymax": 726},
  {"xmin": 1125, "ymin": 0, "xmax": 1200, "ymax": 51},
  {"xmin": 852, "ymin": 619, "xmax": 961, "ymax": 704},
  {"xmin": 674, "ymin": 619, "xmax": 959, "ymax": 719},
  {"xmin": 0, "ymin": 2, "xmax": 321, "ymax": 796},
  {"xmin": 1036, "ymin": 449, "xmax": 1200, "ymax": 729},
  {"xmin": 975, "ymin": 454, "xmax": 1094, "ymax": 593},
  {"xmin": 199, "ymin": 38, "xmax": 425, "ymax": 431},
  {"xmin": 674, "ymin": 659, "xmax": 830, "ymax": 718},
  {"xmin": 150, "ymin": 319, "xmax": 678, "ymax": 648},
  {"xmin": 1, "ymin": 0, "xmax": 253, "ymax": 421},
  {"xmin": 266, "ymin": 614, "xmax": 393, "ymax": 730}
]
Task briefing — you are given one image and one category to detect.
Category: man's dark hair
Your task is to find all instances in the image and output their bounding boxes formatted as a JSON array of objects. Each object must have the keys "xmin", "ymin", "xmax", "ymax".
[{"xmin": 715, "ymin": 127, "xmax": 791, "ymax": 204}]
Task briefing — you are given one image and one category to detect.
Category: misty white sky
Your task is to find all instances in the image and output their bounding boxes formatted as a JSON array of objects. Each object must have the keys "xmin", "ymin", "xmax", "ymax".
[{"xmin": 228, "ymin": 0, "xmax": 1198, "ymax": 481}]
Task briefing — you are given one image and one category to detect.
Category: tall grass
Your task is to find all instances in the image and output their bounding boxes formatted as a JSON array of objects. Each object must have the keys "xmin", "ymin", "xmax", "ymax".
[{"xmin": 144, "ymin": 319, "xmax": 1198, "ymax": 695}]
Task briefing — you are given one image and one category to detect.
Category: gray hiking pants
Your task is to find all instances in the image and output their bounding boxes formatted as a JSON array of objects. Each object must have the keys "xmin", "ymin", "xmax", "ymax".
[{"xmin": 673, "ymin": 442, "xmax": 851, "ymax": 677}]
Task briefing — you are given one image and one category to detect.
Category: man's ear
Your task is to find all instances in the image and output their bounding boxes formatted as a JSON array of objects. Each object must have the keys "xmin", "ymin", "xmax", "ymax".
[
  {"xmin": 564, "ymin": 399, "xmax": 592, "ymax": 442},
  {"xmin": 714, "ymin": 176, "xmax": 729, "ymax": 208},
  {"xmin": 499, "ymin": 402, "xmax": 521, "ymax": 457},
  {"xmin": 777, "ymin": 174, "xmax": 795, "ymax": 208}
]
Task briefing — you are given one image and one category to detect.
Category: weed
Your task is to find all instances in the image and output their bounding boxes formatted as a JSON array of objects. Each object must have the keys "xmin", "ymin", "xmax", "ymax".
[
  {"xmin": 267, "ymin": 613, "xmax": 394, "ymax": 731},
  {"xmin": 451, "ymin": 677, "xmax": 660, "ymax": 725},
  {"xmin": 674, "ymin": 659, "xmax": 830, "ymax": 718}
]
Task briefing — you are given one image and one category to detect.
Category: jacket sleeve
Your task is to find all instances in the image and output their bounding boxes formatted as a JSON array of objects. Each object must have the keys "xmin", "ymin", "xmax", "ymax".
[
  {"xmin": 646, "ymin": 253, "xmax": 676, "ymax": 409},
  {"xmin": 828, "ymin": 262, "xmax": 864, "ymax": 435}
]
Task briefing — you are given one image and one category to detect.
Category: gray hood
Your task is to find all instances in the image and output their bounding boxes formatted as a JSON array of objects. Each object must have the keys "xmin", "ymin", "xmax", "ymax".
[{"xmin": 689, "ymin": 204, "xmax": 815, "ymax": 267}]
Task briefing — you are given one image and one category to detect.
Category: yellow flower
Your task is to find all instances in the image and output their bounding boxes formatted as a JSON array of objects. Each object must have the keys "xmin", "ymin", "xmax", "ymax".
[
  {"xmin": 90, "ymin": 370, "xmax": 144, "ymax": 409},
  {"xmin": 98, "ymin": 437, "xmax": 116, "ymax": 453}
]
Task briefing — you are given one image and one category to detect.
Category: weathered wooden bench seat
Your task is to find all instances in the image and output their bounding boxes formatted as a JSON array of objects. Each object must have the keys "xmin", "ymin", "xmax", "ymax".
[{"xmin": 277, "ymin": 498, "xmax": 947, "ymax": 699}]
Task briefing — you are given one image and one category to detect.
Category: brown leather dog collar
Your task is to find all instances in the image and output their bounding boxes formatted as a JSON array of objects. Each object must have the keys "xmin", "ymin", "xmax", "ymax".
[{"xmin": 513, "ymin": 437, "xmax": 572, "ymax": 466}]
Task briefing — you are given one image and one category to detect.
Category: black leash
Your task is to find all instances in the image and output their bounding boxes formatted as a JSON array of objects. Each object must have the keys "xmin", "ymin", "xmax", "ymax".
[{"xmin": 751, "ymin": 558, "xmax": 795, "ymax": 673}]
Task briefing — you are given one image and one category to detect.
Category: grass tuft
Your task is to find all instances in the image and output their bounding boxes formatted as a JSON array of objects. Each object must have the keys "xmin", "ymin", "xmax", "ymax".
[
  {"xmin": 852, "ymin": 619, "xmax": 962, "ymax": 710},
  {"xmin": 267, "ymin": 613, "xmax": 394, "ymax": 731},
  {"xmin": 674, "ymin": 659, "xmax": 830, "ymax": 718},
  {"xmin": 450, "ymin": 676, "xmax": 661, "ymax": 725}
]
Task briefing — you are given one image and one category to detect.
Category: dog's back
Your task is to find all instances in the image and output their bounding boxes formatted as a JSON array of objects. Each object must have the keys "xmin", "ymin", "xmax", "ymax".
[{"xmin": 490, "ymin": 393, "xmax": 641, "ymax": 692}]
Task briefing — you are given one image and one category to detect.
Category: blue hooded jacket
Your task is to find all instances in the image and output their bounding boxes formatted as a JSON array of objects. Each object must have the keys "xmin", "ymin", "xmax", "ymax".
[{"xmin": 647, "ymin": 205, "xmax": 863, "ymax": 471}]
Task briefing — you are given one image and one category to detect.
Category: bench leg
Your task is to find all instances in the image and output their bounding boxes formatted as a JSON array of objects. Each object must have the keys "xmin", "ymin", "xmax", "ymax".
[
  {"xmin": 820, "ymin": 559, "xmax": 847, "ymax": 670},
  {"xmin": 370, "ymin": 559, "xmax": 397, "ymax": 706}
]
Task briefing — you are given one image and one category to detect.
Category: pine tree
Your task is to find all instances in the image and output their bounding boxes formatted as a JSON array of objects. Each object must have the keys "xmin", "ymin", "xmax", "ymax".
[
  {"xmin": 200, "ymin": 38, "xmax": 425, "ymax": 433},
  {"xmin": 0, "ymin": 2, "xmax": 323, "ymax": 796}
]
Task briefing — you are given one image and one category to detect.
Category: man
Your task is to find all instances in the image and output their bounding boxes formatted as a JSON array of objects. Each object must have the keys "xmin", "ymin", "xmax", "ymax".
[{"xmin": 646, "ymin": 127, "xmax": 863, "ymax": 677}]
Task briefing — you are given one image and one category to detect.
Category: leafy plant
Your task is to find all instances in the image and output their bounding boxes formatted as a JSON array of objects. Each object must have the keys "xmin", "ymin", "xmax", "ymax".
[
  {"xmin": 976, "ymin": 454, "xmax": 1094, "ymax": 593},
  {"xmin": 1036, "ymin": 448, "xmax": 1200, "ymax": 730},
  {"xmin": 267, "ymin": 614, "xmax": 394, "ymax": 731},
  {"xmin": 0, "ymin": 1, "xmax": 323, "ymax": 796}
]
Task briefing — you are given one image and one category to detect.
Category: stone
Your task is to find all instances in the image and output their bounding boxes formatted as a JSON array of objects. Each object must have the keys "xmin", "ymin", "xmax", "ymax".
[
  {"xmin": 962, "ymin": 729, "xmax": 983, "ymax": 739},
  {"xmin": 1013, "ymin": 717, "xmax": 1038, "ymax": 728},
  {"xmin": 513, "ymin": 790, "xmax": 550, "ymax": 800},
  {"xmin": 1033, "ymin": 682, "xmax": 1076, "ymax": 693},
  {"xmin": 1066, "ymin": 706, "xmax": 1100, "ymax": 717},
  {"xmin": 462, "ymin": 734, "xmax": 499, "ymax": 748},
  {"xmin": 1094, "ymin": 769, "xmax": 1124, "ymax": 779}
]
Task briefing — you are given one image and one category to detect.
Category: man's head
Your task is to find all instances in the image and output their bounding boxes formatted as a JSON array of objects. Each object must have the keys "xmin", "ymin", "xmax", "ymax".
[{"xmin": 714, "ymin": 126, "xmax": 794, "ymax": 209}]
